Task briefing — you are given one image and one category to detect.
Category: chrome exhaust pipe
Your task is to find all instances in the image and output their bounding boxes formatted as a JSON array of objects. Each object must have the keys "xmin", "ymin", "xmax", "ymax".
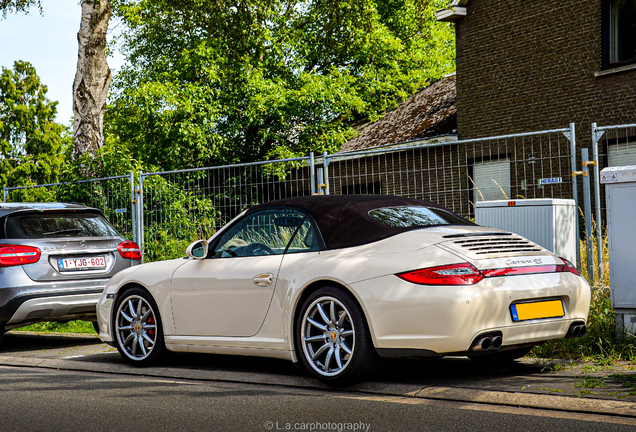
[
  {"xmin": 566, "ymin": 321, "xmax": 586, "ymax": 338},
  {"xmin": 491, "ymin": 335, "xmax": 503, "ymax": 350},
  {"xmin": 473, "ymin": 337, "xmax": 492, "ymax": 352}
]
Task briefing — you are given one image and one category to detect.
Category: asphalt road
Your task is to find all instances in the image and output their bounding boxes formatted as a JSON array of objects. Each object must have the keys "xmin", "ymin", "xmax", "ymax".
[
  {"xmin": 1, "ymin": 366, "xmax": 635, "ymax": 432},
  {"xmin": 3, "ymin": 332, "xmax": 636, "ymax": 431}
]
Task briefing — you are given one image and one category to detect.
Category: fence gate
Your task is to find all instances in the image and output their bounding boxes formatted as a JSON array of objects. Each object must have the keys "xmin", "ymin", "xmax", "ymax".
[{"xmin": 137, "ymin": 156, "xmax": 314, "ymax": 262}]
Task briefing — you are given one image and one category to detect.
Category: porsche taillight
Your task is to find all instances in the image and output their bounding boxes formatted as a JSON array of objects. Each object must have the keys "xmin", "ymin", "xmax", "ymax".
[
  {"xmin": 560, "ymin": 257, "xmax": 580, "ymax": 276},
  {"xmin": 397, "ymin": 260, "xmax": 578, "ymax": 286},
  {"xmin": 0, "ymin": 244, "xmax": 41, "ymax": 267},
  {"xmin": 117, "ymin": 240, "xmax": 142, "ymax": 261},
  {"xmin": 396, "ymin": 263, "xmax": 484, "ymax": 285}
]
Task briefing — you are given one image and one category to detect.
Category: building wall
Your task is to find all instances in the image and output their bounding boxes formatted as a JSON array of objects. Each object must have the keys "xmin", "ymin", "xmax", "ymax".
[{"xmin": 455, "ymin": 0, "xmax": 636, "ymax": 141}]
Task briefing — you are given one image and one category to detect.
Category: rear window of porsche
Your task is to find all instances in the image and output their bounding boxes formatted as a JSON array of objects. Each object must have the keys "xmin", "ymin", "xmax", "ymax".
[
  {"xmin": 369, "ymin": 206, "xmax": 472, "ymax": 228},
  {"xmin": 4, "ymin": 212, "xmax": 119, "ymax": 239}
]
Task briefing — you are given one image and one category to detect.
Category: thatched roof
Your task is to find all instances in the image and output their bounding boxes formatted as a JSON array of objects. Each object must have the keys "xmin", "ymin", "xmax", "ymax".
[{"xmin": 340, "ymin": 73, "xmax": 456, "ymax": 153}]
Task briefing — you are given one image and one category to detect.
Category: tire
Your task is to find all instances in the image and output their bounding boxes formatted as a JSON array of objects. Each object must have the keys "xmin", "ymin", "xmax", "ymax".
[
  {"xmin": 92, "ymin": 321, "xmax": 100, "ymax": 335},
  {"xmin": 0, "ymin": 324, "xmax": 4, "ymax": 348},
  {"xmin": 295, "ymin": 286, "xmax": 377, "ymax": 385},
  {"xmin": 113, "ymin": 287, "xmax": 166, "ymax": 366},
  {"xmin": 469, "ymin": 346, "xmax": 533, "ymax": 365}
]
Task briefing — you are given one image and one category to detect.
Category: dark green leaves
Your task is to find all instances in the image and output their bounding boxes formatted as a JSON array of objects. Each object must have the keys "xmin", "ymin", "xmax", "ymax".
[
  {"xmin": 106, "ymin": 0, "xmax": 454, "ymax": 170},
  {"xmin": 0, "ymin": 61, "xmax": 67, "ymax": 197}
]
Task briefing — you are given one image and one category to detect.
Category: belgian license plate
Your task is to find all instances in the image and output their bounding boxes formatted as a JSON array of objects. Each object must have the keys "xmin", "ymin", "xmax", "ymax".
[
  {"xmin": 58, "ymin": 256, "xmax": 106, "ymax": 271},
  {"xmin": 510, "ymin": 300, "xmax": 564, "ymax": 322}
]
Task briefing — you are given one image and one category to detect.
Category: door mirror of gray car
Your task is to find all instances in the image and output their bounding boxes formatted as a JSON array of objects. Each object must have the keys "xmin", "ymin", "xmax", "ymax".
[{"xmin": 186, "ymin": 240, "xmax": 208, "ymax": 259}]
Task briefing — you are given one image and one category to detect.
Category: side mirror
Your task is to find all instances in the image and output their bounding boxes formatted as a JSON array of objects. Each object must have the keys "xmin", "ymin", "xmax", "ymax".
[{"xmin": 186, "ymin": 240, "xmax": 208, "ymax": 259}]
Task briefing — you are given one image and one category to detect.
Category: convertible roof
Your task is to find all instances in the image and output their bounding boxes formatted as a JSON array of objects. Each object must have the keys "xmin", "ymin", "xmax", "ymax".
[{"xmin": 248, "ymin": 195, "xmax": 463, "ymax": 250}]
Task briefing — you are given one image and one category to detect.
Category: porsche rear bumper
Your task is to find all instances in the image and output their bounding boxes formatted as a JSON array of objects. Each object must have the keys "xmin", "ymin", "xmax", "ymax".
[{"xmin": 352, "ymin": 271, "xmax": 591, "ymax": 356}]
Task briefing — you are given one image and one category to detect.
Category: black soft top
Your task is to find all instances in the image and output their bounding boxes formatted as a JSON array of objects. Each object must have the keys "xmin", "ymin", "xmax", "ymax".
[{"xmin": 248, "ymin": 195, "xmax": 468, "ymax": 250}]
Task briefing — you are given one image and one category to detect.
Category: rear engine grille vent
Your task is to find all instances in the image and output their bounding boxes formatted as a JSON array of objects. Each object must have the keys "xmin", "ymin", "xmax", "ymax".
[{"xmin": 453, "ymin": 237, "xmax": 543, "ymax": 255}]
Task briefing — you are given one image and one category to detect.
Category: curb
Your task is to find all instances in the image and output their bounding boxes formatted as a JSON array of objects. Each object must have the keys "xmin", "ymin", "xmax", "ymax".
[
  {"xmin": 413, "ymin": 386, "xmax": 636, "ymax": 418},
  {"xmin": 1, "ymin": 354, "xmax": 635, "ymax": 418}
]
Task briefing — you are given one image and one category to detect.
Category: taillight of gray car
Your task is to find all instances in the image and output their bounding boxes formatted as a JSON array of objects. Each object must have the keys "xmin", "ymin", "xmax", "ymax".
[{"xmin": 0, "ymin": 203, "xmax": 141, "ymax": 347}]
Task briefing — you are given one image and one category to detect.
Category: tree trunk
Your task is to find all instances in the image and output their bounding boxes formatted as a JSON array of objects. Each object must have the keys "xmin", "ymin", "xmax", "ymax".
[{"xmin": 72, "ymin": 0, "xmax": 111, "ymax": 159}]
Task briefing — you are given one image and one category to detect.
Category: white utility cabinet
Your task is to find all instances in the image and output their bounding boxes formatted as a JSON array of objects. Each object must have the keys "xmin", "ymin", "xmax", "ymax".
[
  {"xmin": 600, "ymin": 166, "xmax": 636, "ymax": 336},
  {"xmin": 474, "ymin": 198, "xmax": 577, "ymax": 264}
]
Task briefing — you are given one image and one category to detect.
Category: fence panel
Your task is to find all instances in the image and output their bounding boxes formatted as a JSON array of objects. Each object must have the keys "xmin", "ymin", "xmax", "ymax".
[
  {"xmin": 592, "ymin": 122, "xmax": 636, "ymax": 278},
  {"xmin": 2, "ymin": 126, "xmax": 583, "ymax": 261},
  {"xmin": 593, "ymin": 123, "xmax": 636, "ymax": 213},
  {"xmin": 139, "ymin": 157, "xmax": 313, "ymax": 261},
  {"xmin": 322, "ymin": 129, "xmax": 574, "ymax": 218},
  {"xmin": 4, "ymin": 176, "xmax": 135, "ymax": 241}
]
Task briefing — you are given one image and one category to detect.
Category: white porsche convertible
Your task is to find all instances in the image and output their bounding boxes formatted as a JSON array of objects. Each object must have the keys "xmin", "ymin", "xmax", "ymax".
[{"xmin": 97, "ymin": 195, "xmax": 590, "ymax": 384}]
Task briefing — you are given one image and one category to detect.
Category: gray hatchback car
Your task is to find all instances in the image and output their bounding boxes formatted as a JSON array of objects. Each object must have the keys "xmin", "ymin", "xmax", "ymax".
[{"xmin": 0, "ymin": 203, "xmax": 141, "ymax": 346}]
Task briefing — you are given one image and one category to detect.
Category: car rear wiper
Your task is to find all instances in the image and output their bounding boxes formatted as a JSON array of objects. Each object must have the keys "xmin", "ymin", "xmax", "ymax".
[{"xmin": 43, "ymin": 228, "xmax": 82, "ymax": 236}]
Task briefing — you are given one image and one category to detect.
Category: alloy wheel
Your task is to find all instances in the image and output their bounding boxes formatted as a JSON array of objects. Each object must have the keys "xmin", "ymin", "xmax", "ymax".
[
  {"xmin": 115, "ymin": 295, "xmax": 157, "ymax": 361},
  {"xmin": 300, "ymin": 296, "xmax": 356, "ymax": 377}
]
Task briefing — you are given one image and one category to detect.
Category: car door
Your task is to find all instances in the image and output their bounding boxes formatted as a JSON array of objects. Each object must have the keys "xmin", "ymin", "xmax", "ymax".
[{"xmin": 170, "ymin": 209, "xmax": 310, "ymax": 337}]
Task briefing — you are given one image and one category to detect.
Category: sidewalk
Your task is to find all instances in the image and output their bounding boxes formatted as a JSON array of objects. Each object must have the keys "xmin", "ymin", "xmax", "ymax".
[{"xmin": 2, "ymin": 331, "xmax": 636, "ymax": 418}]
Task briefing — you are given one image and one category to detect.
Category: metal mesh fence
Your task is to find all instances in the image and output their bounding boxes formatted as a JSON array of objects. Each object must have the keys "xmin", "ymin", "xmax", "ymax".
[
  {"xmin": 2, "ymin": 126, "xmax": 583, "ymax": 261},
  {"xmin": 597, "ymin": 124, "xmax": 636, "ymax": 167},
  {"xmin": 4, "ymin": 176, "xmax": 135, "ymax": 240},
  {"xmin": 140, "ymin": 157, "xmax": 313, "ymax": 261},
  {"xmin": 595, "ymin": 123, "xmax": 636, "ymax": 213},
  {"xmin": 322, "ymin": 130, "xmax": 574, "ymax": 218}
]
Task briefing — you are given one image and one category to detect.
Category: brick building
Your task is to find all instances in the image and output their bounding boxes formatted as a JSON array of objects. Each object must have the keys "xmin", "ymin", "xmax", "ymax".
[
  {"xmin": 307, "ymin": 1, "xmax": 635, "ymax": 216},
  {"xmin": 437, "ymin": 0, "xmax": 636, "ymax": 161}
]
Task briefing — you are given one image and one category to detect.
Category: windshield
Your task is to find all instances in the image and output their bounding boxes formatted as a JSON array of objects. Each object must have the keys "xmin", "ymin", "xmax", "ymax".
[
  {"xmin": 369, "ymin": 206, "xmax": 473, "ymax": 228},
  {"xmin": 5, "ymin": 212, "xmax": 119, "ymax": 239}
]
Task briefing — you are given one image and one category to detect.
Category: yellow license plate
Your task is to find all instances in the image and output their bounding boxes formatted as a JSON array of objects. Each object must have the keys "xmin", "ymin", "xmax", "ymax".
[{"xmin": 510, "ymin": 300, "xmax": 564, "ymax": 322}]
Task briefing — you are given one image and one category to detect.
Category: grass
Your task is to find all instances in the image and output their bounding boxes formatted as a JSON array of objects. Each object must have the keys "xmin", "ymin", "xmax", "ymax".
[
  {"xmin": 575, "ymin": 376, "xmax": 606, "ymax": 388},
  {"xmin": 13, "ymin": 320, "xmax": 96, "ymax": 334},
  {"xmin": 530, "ymin": 221, "xmax": 636, "ymax": 363},
  {"xmin": 538, "ymin": 388, "xmax": 563, "ymax": 394}
]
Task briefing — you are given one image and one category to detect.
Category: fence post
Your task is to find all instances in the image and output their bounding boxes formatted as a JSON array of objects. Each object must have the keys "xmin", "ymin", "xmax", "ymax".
[
  {"xmin": 129, "ymin": 171, "xmax": 137, "ymax": 244},
  {"xmin": 581, "ymin": 148, "xmax": 595, "ymax": 282},
  {"xmin": 310, "ymin": 152, "xmax": 316, "ymax": 195},
  {"xmin": 316, "ymin": 168, "xmax": 324, "ymax": 195},
  {"xmin": 2, "ymin": 186, "xmax": 6, "ymax": 203},
  {"xmin": 566, "ymin": 122, "xmax": 582, "ymax": 271},
  {"xmin": 591, "ymin": 122, "xmax": 605, "ymax": 280},
  {"xmin": 138, "ymin": 171, "xmax": 145, "ymax": 262},
  {"xmin": 323, "ymin": 151, "xmax": 330, "ymax": 195}
]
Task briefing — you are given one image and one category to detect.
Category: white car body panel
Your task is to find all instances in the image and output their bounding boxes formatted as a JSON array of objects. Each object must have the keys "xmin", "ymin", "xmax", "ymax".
[
  {"xmin": 97, "ymin": 222, "xmax": 591, "ymax": 362},
  {"xmin": 170, "ymin": 254, "xmax": 283, "ymax": 337}
]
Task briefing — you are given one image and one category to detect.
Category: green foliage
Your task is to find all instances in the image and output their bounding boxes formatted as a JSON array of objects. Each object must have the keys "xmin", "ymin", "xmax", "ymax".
[
  {"xmin": 107, "ymin": 0, "xmax": 455, "ymax": 170},
  {"xmin": 0, "ymin": 0, "xmax": 42, "ymax": 18},
  {"xmin": 4, "ymin": 135, "xmax": 144, "ymax": 237},
  {"xmin": 0, "ymin": 61, "xmax": 69, "ymax": 197},
  {"xmin": 16, "ymin": 320, "xmax": 96, "ymax": 334},
  {"xmin": 531, "ymin": 283, "xmax": 627, "ymax": 360},
  {"xmin": 142, "ymin": 174, "xmax": 219, "ymax": 261},
  {"xmin": 531, "ymin": 229, "xmax": 635, "ymax": 362},
  {"xmin": 66, "ymin": 134, "xmax": 145, "ymax": 180}
]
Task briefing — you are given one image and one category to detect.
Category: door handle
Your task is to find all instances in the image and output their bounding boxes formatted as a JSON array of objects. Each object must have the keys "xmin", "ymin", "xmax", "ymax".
[{"xmin": 253, "ymin": 273, "xmax": 274, "ymax": 287}]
